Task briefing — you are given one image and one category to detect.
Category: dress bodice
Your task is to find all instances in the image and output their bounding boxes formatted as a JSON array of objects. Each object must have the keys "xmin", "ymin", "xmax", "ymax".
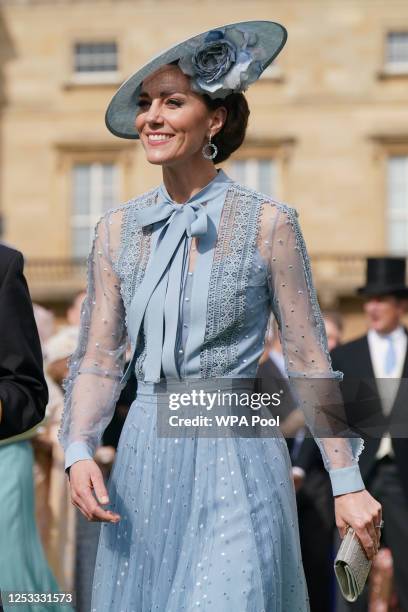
[{"xmin": 59, "ymin": 170, "xmax": 366, "ymax": 497}]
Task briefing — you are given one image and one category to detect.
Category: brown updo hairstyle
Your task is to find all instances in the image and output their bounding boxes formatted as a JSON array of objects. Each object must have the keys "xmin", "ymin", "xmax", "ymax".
[
  {"xmin": 167, "ymin": 60, "xmax": 250, "ymax": 164},
  {"xmin": 202, "ymin": 92, "xmax": 250, "ymax": 164}
]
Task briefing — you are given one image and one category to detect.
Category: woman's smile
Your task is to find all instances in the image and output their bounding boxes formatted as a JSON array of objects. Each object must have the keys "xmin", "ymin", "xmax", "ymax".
[{"xmin": 146, "ymin": 132, "xmax": 175, "ymax": 146}]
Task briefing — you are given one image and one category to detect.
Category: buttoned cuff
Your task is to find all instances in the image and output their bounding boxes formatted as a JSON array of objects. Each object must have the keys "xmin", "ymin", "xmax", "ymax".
[
  {"xmin": 64, "ymin": 441, "xmax": 93, "ymax": 471},
  {"xmin": 329, "ymin": 465, "xmax": 366, "ymax": 496}
]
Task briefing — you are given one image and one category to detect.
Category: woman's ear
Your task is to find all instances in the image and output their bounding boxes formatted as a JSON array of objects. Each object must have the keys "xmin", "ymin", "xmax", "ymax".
[{"xmin": 210, "ymin": 106, "xmax": 227, "ymax": 136}]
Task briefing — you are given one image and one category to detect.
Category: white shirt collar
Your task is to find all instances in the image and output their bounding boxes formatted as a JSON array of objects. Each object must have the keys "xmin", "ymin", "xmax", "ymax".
[
  {"xmin": 368, "ymin": 325, "xmax": 406, "ymax": 343},
  {"xmin": 367, "ymin": 324, "xmax": 407, "ymax": 379}
]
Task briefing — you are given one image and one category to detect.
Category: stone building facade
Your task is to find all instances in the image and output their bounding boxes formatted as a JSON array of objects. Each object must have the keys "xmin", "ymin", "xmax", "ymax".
[{"xmin": 0, "ymin": 0, "xmax": 407, "ymax": 335}]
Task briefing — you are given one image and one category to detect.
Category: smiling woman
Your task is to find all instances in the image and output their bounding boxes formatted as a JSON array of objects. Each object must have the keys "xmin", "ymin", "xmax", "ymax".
[
  {"xmin": 58, "ymin": 20, "xmax": 382, "ymax": 612},
  {"xmin": 136, "ymin": 63, "xmax": 249, "ymax": 167},
  {"xmin": 135, "ymin": 64, "xmax": 227, "ymax": 176}
]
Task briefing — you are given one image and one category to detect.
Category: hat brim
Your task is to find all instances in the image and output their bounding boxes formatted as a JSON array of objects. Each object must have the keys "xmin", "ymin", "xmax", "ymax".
[
  {"xmin": 105, "ymin": 20, "xmax": 287, "ymax": 139},
  {"xmin": 357, "ymin": 285, "xmax": 408, "ymax": 298}
]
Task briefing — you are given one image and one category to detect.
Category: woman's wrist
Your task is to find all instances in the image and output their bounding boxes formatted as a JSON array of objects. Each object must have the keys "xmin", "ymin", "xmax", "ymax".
[
  {"xmin": 329, "ymin": 464, "xmax": 366, "ymax": 497},
  {"xmin": 64, "ymin": 440, "xmax": 94, "ymax": 471}
]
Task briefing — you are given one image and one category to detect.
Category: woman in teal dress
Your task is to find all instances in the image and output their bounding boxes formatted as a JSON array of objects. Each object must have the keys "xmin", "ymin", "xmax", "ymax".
[
  {"xmin": 0, "ymin": 435, "xmax": 73, "ymax": 612},
  {"xmin": 59, "ymin": 21, "xmax": 382, "ymax": 611}
]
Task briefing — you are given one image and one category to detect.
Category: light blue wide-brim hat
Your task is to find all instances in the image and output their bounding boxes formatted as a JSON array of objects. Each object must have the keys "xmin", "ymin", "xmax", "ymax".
[{"xmin": 105, "ymin": 20, "xmax": 287, "ymax": 139}]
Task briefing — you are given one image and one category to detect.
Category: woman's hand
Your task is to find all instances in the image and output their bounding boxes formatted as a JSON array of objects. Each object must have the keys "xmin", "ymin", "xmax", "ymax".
[
  {"xmin": 335, "ymin": 489, "xmax": 382, "ymax": 560},
  {"xmin": 69, "ymin": 459, "xmax": 121, "ymax": 523}
]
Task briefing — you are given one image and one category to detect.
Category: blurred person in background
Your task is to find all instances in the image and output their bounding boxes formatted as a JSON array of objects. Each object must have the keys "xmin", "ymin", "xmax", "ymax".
[
  {"xmin": 33, "ymin": 303, "xmax": 56, "ymax": 350},
  {"xmin": 267, "ymin": 315, "xmax": 286, "ymax": 376},
  {"xmin": 331, "ymin": 257, "xmax": 408, "ymax": 612},
  {"xmin": 256, "ymin": 314, "xmax": 295, "ymax": 422},
  {"xmin": 31, "ymin": 304, "xmax": 57, "ymax": 557},
  {"xmin": 291, "ymin": 309, "xmax": 344, "ymax": 484},
  {"xmin": 32, "ymin": 301, "xmax": 122, "ymax": 608},
  {"xmin": 323, "ymin": 310, "xmax": 344, "ymax": 352},
  {"xmin": 258, "ymin": 310, "xmax": 345, "ymax": 611},
  {"xmin": 257, "ymin": 314, "xmax": 305, "ymax": 438},
  {"xmin": 38, "ymin": 290, "xmax": 103, "ymax": 605},
  {"xmin": 40, "ymin": 326, "xmax": 80, "ymax": 593},
  {"xmin": 30, "ymin": 294, "xmax": 88, "ymax": 593},
  {"xmin": 66, "ymin": 290, "xmax": 87, "ymax": 328},
  {"xmin": 31, "ymin": 298, "xmax": 82, "ymax": 588},
  {"xmin": 290, "ymin": 310, "xmax": 344, "ymax": 612},
  {"xmin": 0, "ymin": 244, "xmax": 71, "ymax": 611}
]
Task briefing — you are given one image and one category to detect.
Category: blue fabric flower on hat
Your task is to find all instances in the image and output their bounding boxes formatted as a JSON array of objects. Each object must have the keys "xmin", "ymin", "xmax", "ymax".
[{"xmin": 178, "ymin": 26, "xmax": 268, "ymax": 99}]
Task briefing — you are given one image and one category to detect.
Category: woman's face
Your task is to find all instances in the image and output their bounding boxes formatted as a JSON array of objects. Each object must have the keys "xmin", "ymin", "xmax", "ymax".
[{"xmin": 135, "ymin": 64, "xmax": 226, "ymax": 167}]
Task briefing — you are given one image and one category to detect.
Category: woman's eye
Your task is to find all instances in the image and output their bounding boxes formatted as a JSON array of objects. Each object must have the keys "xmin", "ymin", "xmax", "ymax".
[
  {"xmin": 167, "ymin": 98, "xmax": 183, "ymax": 107},
  {"xmin": 137, "ymin": 100, "xmax": 150, "ymax": 109}
]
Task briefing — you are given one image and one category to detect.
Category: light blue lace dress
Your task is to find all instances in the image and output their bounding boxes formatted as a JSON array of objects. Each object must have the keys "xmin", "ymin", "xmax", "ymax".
[{"xmin": 59, "ymin": 169, "xmax": 365, "ymax": 612}]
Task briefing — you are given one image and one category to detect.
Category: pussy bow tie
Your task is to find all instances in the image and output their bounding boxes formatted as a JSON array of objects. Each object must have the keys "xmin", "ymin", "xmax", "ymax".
[{"xmin": 121, "ymin": 191, "xmax": 209, "ymax": 384}]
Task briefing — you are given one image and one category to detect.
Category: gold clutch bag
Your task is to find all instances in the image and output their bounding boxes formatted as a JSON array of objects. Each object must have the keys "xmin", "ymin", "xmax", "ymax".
[{"xmin": 334, "ymin": 527, "xmax": 372, "ymax": 602}]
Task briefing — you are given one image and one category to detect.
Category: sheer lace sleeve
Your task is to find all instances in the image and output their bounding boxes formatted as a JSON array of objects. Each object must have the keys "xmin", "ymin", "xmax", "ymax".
[
  {"xmin": 262, "ymin": 202, "xmax": 365, "ymax": 496},
  {"xmin": 58, "ymin": 210, "xmax": 127, "ymax": 470}
]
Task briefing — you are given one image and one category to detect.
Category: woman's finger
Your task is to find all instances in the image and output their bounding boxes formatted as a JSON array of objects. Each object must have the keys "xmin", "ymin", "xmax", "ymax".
[
  {"xmin": 79, "ymin": 485, "xmax": 120, "ymax": 522},
  {"xmin": 354, "ymin": 523, "xmax": 376, "ymax": 560},
  {"xmin": 368, "ymin": 520, "xmax": 378, "ymax": 555},
  {"xmin": 91, "ymin": 506, "xmax": 121, "ymax": 523},
  {"xmin": 375, "ymin": 509, "xmax": 383, "ymax": 548},
  {"xmin": 90, "ymin": 468, "xmax": 110, "ymax": 505},
  {"xmin": 337, "ymin": 521, "xmax": 349, "ymax": 540},
  {"xmin": 370, "ymin": 507, "xmax": 381, "ymax": 553},
  {"xmin": 71, "ymin": 492, "xmax": 93, "ymax": 521}
]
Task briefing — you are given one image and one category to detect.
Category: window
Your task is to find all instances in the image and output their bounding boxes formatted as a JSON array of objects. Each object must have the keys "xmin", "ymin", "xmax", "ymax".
[
  {"xmin": 71, "ymin": 163, "xmax": 119, "ymax": 258},
  {"xmin": 228, "ymin": 159, "xmax": 277, "ymax": 196},
  {"xmin": 385, "ymin": 32, "xmax": 408, "ymax": 73},
  {"xmin": 387, "ymin": 156, "xmax": 408, "ymax": 253},
  {"xmin": 74, "ymin": 42, "xmax": 118, "ymax": 74}
]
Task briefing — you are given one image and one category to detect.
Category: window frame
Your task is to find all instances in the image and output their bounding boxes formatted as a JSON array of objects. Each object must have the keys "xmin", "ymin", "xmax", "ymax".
[
  {"xmin": 385, "ymin": 31, "xmax": 408, "ymax": 72},
  {"xmin": 223, "ymin": 138, "xmax": 295, "ymax": 202},
  {"xmin": 227, "ymin": 158, "xmax": 278, "ymax": 197},
  {"xmin": 63, "ymin": 34, "xmax": 122, "ymax": 88},
  {"xmin": 73, "ymin": 41, "xmax": 119, "ymax": 76},
  {"xmin": 53, "ymin": 142, "xmax": 136, "ymax": 258},
  {"xmin": 71, "ymin": 161, "xmax": 120, "ymax": 258},
  {"xmin": 378, "ymin": 29, "xmax": 408, "ymax": 79},
  {"xmin": 386, "ymin": 154, "xmax": 408, "ymax": 255},
  {"xmin": 369, "ymin": 135, "xmax": 408, "ymax": 255}
]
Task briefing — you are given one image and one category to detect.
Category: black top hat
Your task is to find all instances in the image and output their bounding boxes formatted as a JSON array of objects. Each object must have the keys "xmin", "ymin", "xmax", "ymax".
[{"xmin": 357, "ymin": 257, "xmax": 408, "ymax": 297}]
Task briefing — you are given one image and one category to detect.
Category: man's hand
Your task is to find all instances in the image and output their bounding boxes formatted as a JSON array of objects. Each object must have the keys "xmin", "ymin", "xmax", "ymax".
[
  {"xmin": 335, "ymin": 489, "xmax": 382, "ymax": 560},
  {"xmin": 69, "ymin": 459, "xmax": 121, "ymax": 522},
  {"xmin": 292, "ymin": 466, "xmax": 305, "ymax": 492},
  {"xmin": 94, "ymin": 445, "xmax": 116, "ymax": 469}
]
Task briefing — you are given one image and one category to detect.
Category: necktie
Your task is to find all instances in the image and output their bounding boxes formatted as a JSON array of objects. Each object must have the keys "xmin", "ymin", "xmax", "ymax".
[
  {"xmin": 384, "ymin": 335, "xmax": 397, "ymax": 376},
  {"xmin": 290, "ymin": 428, "xmax": 305, "ymax": 462},
  {"xmin": 376, "ymin": 334, "xmax": 399, "ymax": 457},
  {"xmin": 120, "ymin": 190, "xmax": 209, "ymax": 384}
]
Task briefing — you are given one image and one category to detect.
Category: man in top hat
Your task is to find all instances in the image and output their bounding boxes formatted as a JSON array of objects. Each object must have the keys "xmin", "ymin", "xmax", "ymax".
[{"xmin": 331, "ymin": 257, "xmax": 408, "ymax": 611}]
